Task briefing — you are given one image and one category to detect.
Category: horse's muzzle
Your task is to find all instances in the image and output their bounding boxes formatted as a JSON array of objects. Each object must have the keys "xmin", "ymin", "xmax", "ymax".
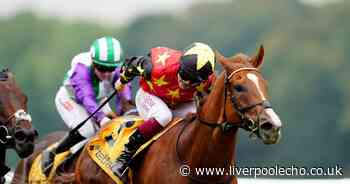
[
  {"xmin": 16, "ymin": 142, "xmax": 35, "ymax": 158},
  {"xmin": 259, "ymin": 121, "xmax": 281, "ymax": 144},
  {"xmin": 14, "ymin": 128, "xmax": 38, "ymax": 158},
  {"xmin": 258, "ymin": 108, "xmax": 282, "ymax": 144}
]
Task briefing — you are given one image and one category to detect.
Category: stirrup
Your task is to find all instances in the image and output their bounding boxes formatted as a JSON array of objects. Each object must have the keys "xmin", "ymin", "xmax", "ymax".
[
  {"xmin": 120, "ymin": 166, "xmax": 129, "ymax": 177},
  {"xmin": 43, "ymin": 162, "xmax": 54, "ymax": 177},
  {"xmin": 42, "ymin": 151, "xmax": 56, "ymax": 177},
  {"xmin": 113, "ymin": 165, "xmax": 129, "ymax": 183}
]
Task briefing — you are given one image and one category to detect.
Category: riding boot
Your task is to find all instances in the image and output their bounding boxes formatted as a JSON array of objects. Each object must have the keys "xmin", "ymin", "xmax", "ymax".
[
  {"xmin": 41, "ymin": 131, "xmax": 85, "ymax": 177},
  {"xmin": 112, "ymin": 118, "xmax": 163, "ymax": 180}
]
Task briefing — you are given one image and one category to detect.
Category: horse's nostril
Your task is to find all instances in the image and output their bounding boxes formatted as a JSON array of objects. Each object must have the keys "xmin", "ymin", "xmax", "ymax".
[
  {"xmin": 260, "ymin": 122, "xmax": 273, "ymax": 130},
  {"xmin": 14, "ymin": 130, "xmax": 26, "ymax": 141}
]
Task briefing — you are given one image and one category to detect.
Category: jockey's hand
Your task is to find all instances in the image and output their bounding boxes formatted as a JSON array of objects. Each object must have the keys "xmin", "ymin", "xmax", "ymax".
[
  {"xmin": 99, "ymin": 117, "xmax": 111, "ymax": 127},
  {"xmin": 120, "ymin": 56, "xmax": 147, "ymax": 83},
  {"xmin": 114, "ymin": 79, "xmax": 124, "ymax": 92},
  {"xmin": 106, "ymin": 111, "xmax": 118, "ymax": 119}
]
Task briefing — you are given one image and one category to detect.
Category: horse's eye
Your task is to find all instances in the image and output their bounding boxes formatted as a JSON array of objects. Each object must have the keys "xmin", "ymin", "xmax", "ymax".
[{"xmin": 233, "ymin": 85, "xmax": 246, "ymax": 92}]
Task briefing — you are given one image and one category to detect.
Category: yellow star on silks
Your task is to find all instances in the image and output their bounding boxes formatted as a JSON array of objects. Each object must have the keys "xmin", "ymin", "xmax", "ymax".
[
  {"xmin": 196, "ymin": 83, "xmax": 206, "ymax": 93},
  {"xmin": 156, "ymin": 52, "xmax": 170, "ymax": 66},
  {"xmin": 155, "ymin": 75, "xmax": 168, "ymax": 87},
  {"xmin": 167, "ymin": 88, "xmax": 180, "ymax": 99},
  {"xmin": 146, "ymin": 81, "xmax": 154, "ymax": 91},
  {"xmin": 185, "ymin": 43, "xmax": 215, "ymax": 70}
]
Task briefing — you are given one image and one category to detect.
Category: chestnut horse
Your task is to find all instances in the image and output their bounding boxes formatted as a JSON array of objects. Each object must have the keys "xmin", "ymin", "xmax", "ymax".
[
  {"xmin": 76, "ymin": 46, "xmax": 282, "ymax": 184},
  {"xmin": 0, "ymin": 69, "xmax": 38, "ymax": 183},
  {"xmin": 13, "ymin": 46, "xmax": 282, "ymax": 184}
]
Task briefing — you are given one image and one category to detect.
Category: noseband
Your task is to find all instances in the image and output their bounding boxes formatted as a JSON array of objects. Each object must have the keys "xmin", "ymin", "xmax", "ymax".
[{"xmin": 0, "ymin": 109, "xmax": 32, "ymax": 144}]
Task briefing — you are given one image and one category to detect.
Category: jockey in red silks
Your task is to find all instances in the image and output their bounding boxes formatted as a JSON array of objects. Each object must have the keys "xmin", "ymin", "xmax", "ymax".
[
  {"xmin": 42, "ymin": 37, "xmax": 133, "ymax": 176},
  {"xmin": 113, "ymin": 42, "xmax": 216, "ymax": 178}
]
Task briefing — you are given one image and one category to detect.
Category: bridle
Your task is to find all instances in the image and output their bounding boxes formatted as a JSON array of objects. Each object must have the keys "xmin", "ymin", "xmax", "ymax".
[
  {"xmin": 0, "ymin": 109, "xmax": 32, "ymax": 145},
  {"xmin": 175, "ymin": 67, "xmax": 272, "ymax": 184},
  {"xmin": 0, "ymin": 109, "xmax": 32, "ymax": 179},
  {"xmin": 197, "ymin": 67, "xmax": 272, "ymax": 135}
]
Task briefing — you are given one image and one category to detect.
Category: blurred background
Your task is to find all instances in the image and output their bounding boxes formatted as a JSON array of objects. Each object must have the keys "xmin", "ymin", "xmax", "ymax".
[{"xmin": 0, "ymin": 0, "xmax": 348, "ymax": 179}]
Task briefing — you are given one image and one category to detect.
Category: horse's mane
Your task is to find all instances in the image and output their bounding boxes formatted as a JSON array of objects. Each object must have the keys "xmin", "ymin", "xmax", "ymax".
[{"xmin": 0, "ymin": 68, "xmax": 10, "ymax": 81}]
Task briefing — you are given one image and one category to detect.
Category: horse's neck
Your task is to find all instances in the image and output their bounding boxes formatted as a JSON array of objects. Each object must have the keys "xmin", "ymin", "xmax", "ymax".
[
  {"xmin": 181, "ymin": 121, "xmax": 238, "ymax": 170},
  {"xmin": 181, "ymin": 72, "xmax": 239, "ymax": 169}
]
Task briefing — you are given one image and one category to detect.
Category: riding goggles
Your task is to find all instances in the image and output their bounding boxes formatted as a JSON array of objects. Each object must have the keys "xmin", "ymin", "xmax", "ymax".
[{"xmin": 94, "ymin": 63, "xmax": 116, "ymax": 73}]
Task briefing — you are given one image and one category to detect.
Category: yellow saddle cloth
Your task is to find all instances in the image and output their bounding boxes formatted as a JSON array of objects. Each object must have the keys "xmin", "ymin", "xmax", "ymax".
[
  {"xmin": 28, "ymin": 115, "xmax": 182, "ymax": 184},
  {"xmin": 28, "ymin": 143, "xmax": 71, "ymax": 183},
  {"xmin": 87, "ymin": 115, "xmax": 182, "ymax": 184}
]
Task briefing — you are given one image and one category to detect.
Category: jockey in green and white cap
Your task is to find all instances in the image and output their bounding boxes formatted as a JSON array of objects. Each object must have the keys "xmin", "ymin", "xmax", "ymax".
[
  {"xmin": 90, "ymin": 36, "xmax": 124, "ymax": 68},
  {"xmin": 41, "ymin": 36, "xmax": 133, "ymax": 176}
]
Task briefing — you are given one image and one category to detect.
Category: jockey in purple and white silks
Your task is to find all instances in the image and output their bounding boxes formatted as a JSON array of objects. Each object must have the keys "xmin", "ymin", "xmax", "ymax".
[{"xmin": 42, "ymin": 36, "xmax": 133, "ymax": 176}]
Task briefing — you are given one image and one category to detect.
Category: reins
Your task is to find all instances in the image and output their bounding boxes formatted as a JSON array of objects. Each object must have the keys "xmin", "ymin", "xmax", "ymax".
[{"xmin": 196, "ymin": 68, "xmax": 263, "ymax": 133}]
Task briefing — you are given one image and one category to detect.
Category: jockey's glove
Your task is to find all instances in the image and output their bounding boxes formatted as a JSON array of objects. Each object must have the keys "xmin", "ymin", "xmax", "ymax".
[
  {"xmin": 120, "ymin": 56, "xmax": 149, "ymax": 84},
  {"xmin": 114, "ymin": 79, "xmax": 125, "ymax": 92}
]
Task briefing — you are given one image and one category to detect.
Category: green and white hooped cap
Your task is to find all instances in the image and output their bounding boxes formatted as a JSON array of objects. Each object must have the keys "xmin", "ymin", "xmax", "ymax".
[{"xmin": 90, "ymin": 36, "xmax": 123, "ymax": 68}]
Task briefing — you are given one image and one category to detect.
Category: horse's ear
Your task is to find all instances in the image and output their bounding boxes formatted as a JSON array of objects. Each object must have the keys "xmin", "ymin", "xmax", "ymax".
[
  {"xmin": 215, "ymin": 50, "xmax": 230, "ymax": 70},
  {"xmin": 250, "ymin": 45, "xmax": 264, "ymax": 68}
]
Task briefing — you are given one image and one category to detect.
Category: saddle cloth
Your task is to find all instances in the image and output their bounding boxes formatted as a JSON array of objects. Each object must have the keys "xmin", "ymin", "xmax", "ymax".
[
  {"xmin": 87, "ymin": 115, "xmax": 182, "ymax": 184},
  {"xmin": 28, "ymin": 143, "xmax": 71, "ymax": 183},
  {"xmin": 28, "ymin": 115, "xmax": 182, "ymax": 184}
]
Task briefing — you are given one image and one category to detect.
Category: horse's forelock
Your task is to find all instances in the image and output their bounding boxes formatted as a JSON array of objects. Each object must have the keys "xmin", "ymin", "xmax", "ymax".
[
  {"xmin": 226, "ymin": 54, "xmax": 256, "ymax": 71},
  {"xmin": 230, "ymin": 54, "xmax": 251, "ymax": 64}
]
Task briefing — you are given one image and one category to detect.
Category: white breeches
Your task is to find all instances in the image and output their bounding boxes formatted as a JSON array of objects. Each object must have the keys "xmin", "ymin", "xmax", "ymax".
[
  {"xmin": 135, "ymin": 88, "xmax": 196, "ymax": 127},
  {"xmin": 55, "ymin": 87, "xmax": 112, "ymax": 138}
]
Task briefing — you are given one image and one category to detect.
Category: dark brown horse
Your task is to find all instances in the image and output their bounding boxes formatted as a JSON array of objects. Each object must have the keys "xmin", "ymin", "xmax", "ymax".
[
  {"xmin": 13, "ymin": 46, "xmax": 282, "ymax": 184},
  {"xmin": 12, "ymin": 96, "xmax": 135, "ymax": 184},
  {"xmin": 0, "ymin": 69, "xmax": 38, "ymax": 182}
]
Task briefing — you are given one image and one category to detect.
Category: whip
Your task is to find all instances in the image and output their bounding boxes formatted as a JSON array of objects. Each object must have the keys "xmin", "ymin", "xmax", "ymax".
[{"xmin": 71, "ymin": 80, "xmax": 124, "ymax": 133}]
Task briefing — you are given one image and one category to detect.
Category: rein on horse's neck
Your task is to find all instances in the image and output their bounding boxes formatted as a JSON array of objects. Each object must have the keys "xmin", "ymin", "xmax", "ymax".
[
  {"xmin": 199, "ymin": 71, "xmax": 241, "ymax": 124},
  {"xmin": 177, "ymin": 72, "xmax": 240, "ymax": 183}
]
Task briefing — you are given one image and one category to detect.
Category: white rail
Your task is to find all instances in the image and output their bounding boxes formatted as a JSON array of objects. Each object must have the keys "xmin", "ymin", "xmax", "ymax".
[
  {"xmin": 4, "ymin": 171, "xmax": 348, "ymax": 184},
  {"xmin": 239, "ymin": 178, "xmax": 348, "ymax": 184}
]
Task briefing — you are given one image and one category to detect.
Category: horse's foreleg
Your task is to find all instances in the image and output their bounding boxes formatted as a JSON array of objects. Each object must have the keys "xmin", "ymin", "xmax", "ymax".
[
  {"xmin": 11, "ymin": 159, "xmax": 28, "ymax": 184},
  {"xmin": 230, "ymin": 177, "xmax": 238, "ymax": 184}
]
